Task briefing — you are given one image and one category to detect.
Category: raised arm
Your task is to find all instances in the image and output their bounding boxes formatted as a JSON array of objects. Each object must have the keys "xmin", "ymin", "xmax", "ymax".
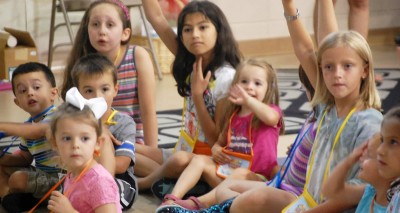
[
  {"xmin": 229, "ymin": 84, "xmax": 280, "ymax": 127},
  {"xmin": 282, "ymin": 0, "xmax": 318, "ymax": 89},
  {"xmin": 142, "ymin": 0, "xmax": 178, "ymax": 55},
  {"xmin": 317, "ymin": 0, "xmax": 339, "ymax": 46}
]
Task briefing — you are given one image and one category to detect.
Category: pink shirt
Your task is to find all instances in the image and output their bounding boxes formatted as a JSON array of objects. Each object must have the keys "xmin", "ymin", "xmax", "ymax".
[
  {"xmin": 228, "ymin": 104, "xmax": 282, "ymax": 178},
  {"xmin": 64, "ymin": 164, "xmax": 122, "ymax": 213}
]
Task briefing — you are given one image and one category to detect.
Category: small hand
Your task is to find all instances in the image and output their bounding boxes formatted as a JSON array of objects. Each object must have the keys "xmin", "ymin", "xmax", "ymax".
[
  {"xmin": 191, "ymin": 57, "xmax": 211, "ymax": 96},
  {"xmin": 286, "ymin": 143, "xmax": 294, "ymax": 155},
  {"xmin": 48, "ymin": 191, "xmax": 76, "ymax": 213},
  {"xmin": 349, "ymin": 142, "xmax": 368, "ymax": 164},
  {"xmin": 228, "ymin": 84, "xmax": 250, "ymax": 106},
  {"xmin": 103, "ymin": 127, "xmax": 121, "ymax": 146},
  {"xmin": 212, "ymin": 144, "xmax": 231, "ymax": 164}
]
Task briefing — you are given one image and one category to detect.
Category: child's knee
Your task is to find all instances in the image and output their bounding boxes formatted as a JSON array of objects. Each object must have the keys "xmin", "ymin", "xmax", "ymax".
[
  {"xmin": 191, "ymin": 155, "xmax": 211, "ymax": 168},
  {"xmin": 169, "ymin": 151, "xmax": 193, "ymax": 168},
  {"xmin": 8, "ymin": 171, "xmax": 28, "ymax": 191},
  {"xmin": 229, "ymin": 168, "xmax": 253, "ymax": 180}
]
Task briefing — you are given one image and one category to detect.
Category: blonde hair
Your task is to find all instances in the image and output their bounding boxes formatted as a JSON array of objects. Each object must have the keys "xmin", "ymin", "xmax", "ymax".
[
  {"xmin": 313, "ymin": 31, "xmax": 381, "ymax": 110},
  {"xmin": 222, "ymin": 58, "xmax": 282, "ymax": 134}
]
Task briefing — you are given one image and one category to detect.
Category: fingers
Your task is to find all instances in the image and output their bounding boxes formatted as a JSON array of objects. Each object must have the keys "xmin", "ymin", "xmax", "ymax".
[{"xmin": 204, "ymin": 71, "xmax": 211, "ymax": 83}]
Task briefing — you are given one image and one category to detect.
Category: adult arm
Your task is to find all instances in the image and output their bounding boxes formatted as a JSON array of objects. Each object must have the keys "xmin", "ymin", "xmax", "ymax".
[
  {"xmin": 142, "ymin": 0, "xmax": 178, "ymax": 55},
  {"xmin": 135, "ymin": 46, "xmax": 159, "ymax": 148},
  {"xmin": 282, "ymin": 0, "xmax": 318, "ymax": 89}
]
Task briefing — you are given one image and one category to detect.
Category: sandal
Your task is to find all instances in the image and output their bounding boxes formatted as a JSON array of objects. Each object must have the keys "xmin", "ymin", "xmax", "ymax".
[
  {"xmin": 174, "ymin": 196, "xmax": 205, "ymax": 210},
  {"xmin": 161, "ymin": 194, "xmax": 179, "ymax": 206}
]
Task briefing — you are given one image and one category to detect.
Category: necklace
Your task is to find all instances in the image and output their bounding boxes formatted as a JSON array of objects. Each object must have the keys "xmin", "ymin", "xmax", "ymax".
[{"xmin": 113, "ymin": 47, "xmax": 121, "ymax": 65}]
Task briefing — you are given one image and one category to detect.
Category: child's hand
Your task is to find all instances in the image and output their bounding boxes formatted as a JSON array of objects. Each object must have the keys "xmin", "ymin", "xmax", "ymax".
[
  {"xmin": 48, "ymin": 191, "xmax": 76, "ymax": 213},
  {"xmin": 347, "ymin": 142, "xmax": 368, "ymax": 164},
  {"xmin": 103, "ymin": 128, "xmax": 122, "ymax": 146},
  {"xmin": 212, "ymin": 144, "xmax": 231, "ymax": 164},
  {"xmin": 191, "ymin": 57, "xmax": 211, "ymax": 96},
  {"xmin": 286, "ymin": 143, "xmax": 294, "ymax": 155},
  {"xmin": 228, "ymin": 84, "xmax": 251, "ymax": 106}
]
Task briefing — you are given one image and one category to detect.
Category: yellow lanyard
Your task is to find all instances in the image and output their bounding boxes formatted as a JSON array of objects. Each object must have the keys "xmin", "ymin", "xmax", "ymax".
[
  {"xmin": 306, "ymin": 107, "xmax": 357, "ymax": 201},
  {"xmin": 105, "ymin": 109, "xmax": 118, "ymax": 125}
]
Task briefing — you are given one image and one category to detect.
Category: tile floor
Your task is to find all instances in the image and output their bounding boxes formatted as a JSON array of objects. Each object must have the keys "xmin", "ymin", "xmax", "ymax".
[{"xmin": 0, "ymin": 42, "xmax": 398, "ymax": 212}]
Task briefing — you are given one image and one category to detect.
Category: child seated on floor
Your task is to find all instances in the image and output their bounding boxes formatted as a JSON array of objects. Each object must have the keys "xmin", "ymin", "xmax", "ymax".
[
  {"xmin": 159, "ymin": 58, "xmax": 283, "ymax": 209},
  {"xmin": 46, "ymin": 94, "xmax": 121, "ymax": 213},
  {"xmin": 0, "ymin": 62, "xmax": 61, "ymax": 212},
  {"xmin": 322, "ymin": 133, "xmax": 393, "ymax": 212},
  {"xmin": 69, "ymin": 53, "xmax": 138, "ymax": 210},
  {"xmin": 376, "ymin": 106, "xmax": 400, "ymax": 213}
]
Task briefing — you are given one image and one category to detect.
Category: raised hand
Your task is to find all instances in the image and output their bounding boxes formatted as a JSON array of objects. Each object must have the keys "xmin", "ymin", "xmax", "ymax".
[
  {"xmin": 228, "ymin": 84, "xmax": 251, "ymax": 106},
  {"xmin": 191, "ymin": 57, "xmax": 211, "ymax": 96}
]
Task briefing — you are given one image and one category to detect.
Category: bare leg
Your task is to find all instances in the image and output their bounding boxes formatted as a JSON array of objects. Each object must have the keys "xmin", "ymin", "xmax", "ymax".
[
  {"xmin": 0, "ymin": 166, "xmax": 10, "ymax": 197},
  {"xmin": 138, "ymin": 151, "xmax": 195, "ymax": 190},
  {"xmin": 348, "ymin": 0, "xmax": 369, "ymax": 39},
  {"xmin": 7, "ymin": 171, "xmax": 29, "ymax": 193},
  {"xmin": 134, "ymin": 153, "xmax": 161, "ymax": 177},
  {"xmin": 176, "ymin": 168, "xmax": 264, "ymax": 208},
  {"xmin": 170, "ymin": 155, "xmax": 222, "ymax": 199},
  {"xmin": 135, "ymin": 144, "xmax": 164, "ymax": 164},
  {"xmin": 230, "ymin": 187, "xmax": 296, "ymax": 213}
]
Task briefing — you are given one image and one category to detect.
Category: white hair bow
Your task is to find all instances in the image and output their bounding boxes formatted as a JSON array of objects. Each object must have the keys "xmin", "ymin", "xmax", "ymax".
[{"xmin": 65, "ymin": 87, "xmax": 107, "ymax": 119}]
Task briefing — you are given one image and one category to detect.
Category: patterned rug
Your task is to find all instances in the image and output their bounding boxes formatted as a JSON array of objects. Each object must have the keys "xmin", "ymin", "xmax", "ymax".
[{"xmin": 156, "ymin": 68, "xmax": 400, "ymax": 148}]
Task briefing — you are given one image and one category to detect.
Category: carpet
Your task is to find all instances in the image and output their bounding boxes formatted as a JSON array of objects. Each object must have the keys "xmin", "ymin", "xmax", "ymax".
[{"xmin": 156, "ymin": 68, "xmax": 400, "ymax": 148}]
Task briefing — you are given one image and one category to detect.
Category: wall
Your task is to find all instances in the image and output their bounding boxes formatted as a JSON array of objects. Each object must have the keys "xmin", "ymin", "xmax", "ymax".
[
  {"xmin": 211, "ymin": 0, "xmax": 400, "ymax": 40},
  {"xmin": 0, "ymin": 0, "xmax": 399, "ymax": 61}
]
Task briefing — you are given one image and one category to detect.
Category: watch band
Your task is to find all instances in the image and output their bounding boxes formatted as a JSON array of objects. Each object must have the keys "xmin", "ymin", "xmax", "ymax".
[{"xmin": 284, "ymin": 8, "xmax": 300, "ymax": 21}]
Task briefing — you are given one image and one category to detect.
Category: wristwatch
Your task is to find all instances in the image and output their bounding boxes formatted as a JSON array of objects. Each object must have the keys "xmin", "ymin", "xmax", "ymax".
[{"xmin": 284, "ymin": 9, "xmax": 300, "ymax": 21}]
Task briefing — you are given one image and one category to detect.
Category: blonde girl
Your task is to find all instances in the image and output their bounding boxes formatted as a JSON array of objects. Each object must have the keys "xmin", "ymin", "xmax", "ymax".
[
  {"xmin": 282, "ymin": 0, "xmax": 382, "ymax": 211},
  {"xmin": 47, "ymin": 98, "xmax": 121, "ymax": 213},
  {"xmin": 60, "ymin": 0, "xmax": 158, "ymax": 149},
  {"xmin": 377, "ymin": 106, "xmax": 400, "ymax": 212},
  {"xmin": 137, "ymin": 0, "xmax": 242, "ymax": 188},
  {"xmin": 157, "ymin": 58, "xmax": 282, "ymax": 210}
]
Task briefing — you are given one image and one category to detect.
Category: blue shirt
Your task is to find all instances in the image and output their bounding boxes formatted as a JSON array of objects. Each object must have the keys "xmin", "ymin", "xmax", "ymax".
[{"xmin": 356, "ymin": 184, "xmax": 387, "ymax": 213}]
